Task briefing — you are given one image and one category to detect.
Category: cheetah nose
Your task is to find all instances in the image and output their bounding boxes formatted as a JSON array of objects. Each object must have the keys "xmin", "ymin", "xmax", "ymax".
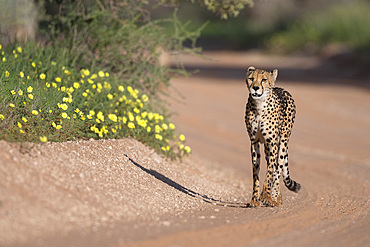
[{"xmin": 252, "ymin": 86, "xmax": 260, "ymax": 91}]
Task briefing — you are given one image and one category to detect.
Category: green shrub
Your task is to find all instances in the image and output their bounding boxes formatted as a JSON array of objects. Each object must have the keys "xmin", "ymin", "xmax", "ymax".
[
  {"xmin": 45, "ymin": 0, "xmax": 203, "ymax": 101},
  {"xmin": 268, "ymin": 0, "xmax": 370, "ymax": 53},
  {"xmin": 0, "ymin": 43, "xmax": 191, "ymax": 160}
]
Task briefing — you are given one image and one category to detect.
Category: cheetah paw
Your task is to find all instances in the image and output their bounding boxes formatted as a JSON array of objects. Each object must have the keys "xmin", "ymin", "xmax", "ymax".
[
  {"xmin": 260, "ymin": 193, "xmax": 278, "ymax": 207},
  {"xmin": 248, "ymin": 198, "xmax": 261, "ymax": 208}
]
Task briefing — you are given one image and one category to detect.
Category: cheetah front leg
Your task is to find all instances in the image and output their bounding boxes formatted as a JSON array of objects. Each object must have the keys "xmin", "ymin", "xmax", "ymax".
[
  {"xmin": 260, "ymin": 142, "xmax": 279, "ymax": 207},
  {"xmin": 249, "ymin": 142, "xmax": 261, "ymax": 207}
]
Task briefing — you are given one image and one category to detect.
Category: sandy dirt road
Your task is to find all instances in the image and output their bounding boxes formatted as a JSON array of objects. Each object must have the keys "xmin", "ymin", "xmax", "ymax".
[{"xmin": 1, "ymin": 51, "xmax": 369, "ymax": 247}]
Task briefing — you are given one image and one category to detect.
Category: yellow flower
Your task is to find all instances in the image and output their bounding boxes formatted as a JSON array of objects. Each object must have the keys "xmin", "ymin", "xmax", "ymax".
[
  {"xmin": 169, "ymin": 123, "xmax": 175, "ymax": 130},
  {"xmin": 184, "ymin": 146, "xmax": 191, "ymax": 153},
  {"xmin": 40, "ymin": 136, "xmax": 48, "ymax": 142},
  {"xmin": 155, "ymin": 134, "xmax": 163, "ymax": 141},
  {"xmin": 162, "ymin": 123, "xmax": 168, "ymax": 130},
  {"xmin": 52, "ymin": 82, "xmax": 57, "ymax": 88},
  {"xmin": 20, "ymin": 72, "xmax": 24, "ymax": 78},
  {"xmin": 107, "ymin": 94, "xmax": 113, "ymax": 100},
  {"xmin": 118, "ymin": 86, "xmax": 124, "ymax": 92},
  {"xmin": 17, "ymin": 46, "xmax": 22, "ymax": 53},
  {"xmin": 55, "ymin": 77, "xmax": 61, "ymax": 83},
  {"xmin": 98, "ymin": 71, "xmax": 105, "ymax": 77},
  {"xmin": 60, "ymin": 103, "xmax": 68, "ymax": 111},
  {"xmin": 22, "ymin": 117, "xmax": 27, "ymax": 122},
  {"xmin": 64, "ymin": 69, "xmax": 70, "ymax": 74},
  {"xmin": 17, "ymin": 122, "xmax": 22, "ymax": 128},
  {"xmin": 142, "ymin": 94, "xmax": 149, "ymax": 102},
  {"xmin": 179, "ymin": 144, "xmax": 184, "ymax": 150},
  {"xmin": 27, "ymin": 86, "xmax": 33, "ymax": 93},
  {"xmin": 40, "ymin": 73, "xmax": 46, "ymax": 80},
  {"xmin": 82, "ymin": 92, "xmax": 88, "ymax": 97},
  {"xmin": 9, "ymin": 103, "xmax": 15, "ymax": 108},
  {"xmin": 75, "ymin": 108, "xmax": 80, "ymax": 114},
  {"xmin": 105, "ymin": 72, "xmax": 109, "ymax": 77},
  {"xmin": 5, "ymin": 71, "xmax": 9, "ymax": 77},
  {"xmin": 146, "ymin": 126, "xmax": 151, "ymax": 132},
  {"xmin": 179, "ymin": 134, "xmax": 186, "ymax": 142},
  {"xmin": 108, "ymin": 114, "xmax": 118, "ymax": 122},
  {"xmin": 18, "ymin": 90, "xmax": 23, "ymax": 96},
  {"xmin": 56, "ymin": 125, "xmax": 62, "ymax": 130},
  {"xmin": 32, "ymin": 110, "xmax": 38, "ymax": 115},
  {"xmin": 73, "ymin": 82, "xmax": 79, "ymax": 89},
  {"xmin": 128, "ymin": 112, "xmax": 134, "ymax": 122},
  {"xmin": 128, "ymin": 122, "xmax": 135, "ymax": 129},
  {"xmin": 11, "ymin": 90, "xmax": 15, "ymax": 95},
  {"xmin": 60, "ymin": 86, "xmax": 66, "ymax": 92},
  {"xmin": 61, "ymin": 112, "xmax": 68, "ymax": 118},
  {"xmin": 138, "ymin": 119, "xmax": 147, "ymax": 128},
  {"xmin": 20, "ymin": 129, "xmax": 25, "ymax": 134},
  {"xmin": 133, "ymin": 108, "xmax": 140, "ymax": 114},
  {"xmin": 28, "ymin": 94, "xmax": 34, "ymax": 100},
  {"xmin": 83, "ymin": 69, "xmax": 90, "ymax": 76},
  {"xmin": 89, "ymin": 110, "xmax": 95, "ymax": 116},
  {"xmin": 2, "ymin": 57, "xmax": 6, "ymax": 62},
  {"xmin": 104, "ymin": 81, "xmax": 111, "ymax": 89},
  {"xmin": 97, "ymin": 111, "xmax": 104, "ymax": 122},
  {"xmin": 0, "ymin": 114, "xmax": 4, "ymax": 121},
  {"xmin": 155, "ymin": 125, "xmax": 161, "ymax": 133},
  {"xmin": 51, "ymin": 61, "xmax": 56, "ymax": 66},
  {"xmin": 32, "ymin": 62, "xmax": 36, "ymax": 67}
]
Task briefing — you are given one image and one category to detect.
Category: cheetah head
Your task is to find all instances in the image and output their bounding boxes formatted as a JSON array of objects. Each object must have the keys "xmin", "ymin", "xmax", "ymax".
[{"xmin": 246, "ymin": 66, "xmax": 278, "ymax": 99}]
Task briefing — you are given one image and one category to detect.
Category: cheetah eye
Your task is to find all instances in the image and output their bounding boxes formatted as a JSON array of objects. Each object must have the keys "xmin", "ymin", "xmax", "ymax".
[
  {"xmin": 261, "ymin": 79, "xmax": 267, "ymax": 82},
  {"xmin": 248, "ymin": 78, "xmax": 254, "ymax": 82}
]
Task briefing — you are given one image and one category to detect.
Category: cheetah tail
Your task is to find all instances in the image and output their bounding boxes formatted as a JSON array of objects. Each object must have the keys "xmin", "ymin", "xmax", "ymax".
[{"xmin": 284, "ymin": 177, "xmax": 301, "ymax": 193}]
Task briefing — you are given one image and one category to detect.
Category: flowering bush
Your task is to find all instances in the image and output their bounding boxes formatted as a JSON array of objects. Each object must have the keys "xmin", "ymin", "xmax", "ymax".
[{"xmin": 0, "ymin": 44, "xmax": 190, "ymax": 160}]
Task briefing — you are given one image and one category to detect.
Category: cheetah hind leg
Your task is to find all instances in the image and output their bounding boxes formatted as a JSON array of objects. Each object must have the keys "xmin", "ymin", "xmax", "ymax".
[
  {"xmin": 259, "ymin": 145, "xmax": 279, "ymax": 207},
  {"xmin": 271, "ymin": 163, "xmax": 283, "ymax": 206}
]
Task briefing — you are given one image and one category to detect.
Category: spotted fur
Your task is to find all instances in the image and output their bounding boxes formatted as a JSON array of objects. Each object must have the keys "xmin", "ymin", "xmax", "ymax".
[{"xmin": 245, "ymin": 66, "xmax": 301, "ymax": 207}]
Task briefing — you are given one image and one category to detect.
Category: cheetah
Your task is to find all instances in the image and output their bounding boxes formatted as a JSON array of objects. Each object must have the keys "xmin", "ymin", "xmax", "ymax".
[{"xmin": 245, "ymin": 66, "xmax": 301, "ymax": 207}]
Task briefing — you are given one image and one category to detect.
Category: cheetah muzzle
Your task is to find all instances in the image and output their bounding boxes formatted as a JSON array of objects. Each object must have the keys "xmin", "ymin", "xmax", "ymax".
[{"xmin": 244, "ymin": 66, "xmax": 301, "ymax": 207}]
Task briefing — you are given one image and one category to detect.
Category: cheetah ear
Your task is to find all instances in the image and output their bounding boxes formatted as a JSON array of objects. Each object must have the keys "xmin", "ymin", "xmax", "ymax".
[
  {"xmin": 271, "ymin": 69, "xmax": 278, "ymax": 82},
  {"xmin": 247, "ymin": 66, "xmax": 256, "ymax": 76},
  {"xmin": 247, "ymin": 66, "xmax": 256, "ymax": 72}
]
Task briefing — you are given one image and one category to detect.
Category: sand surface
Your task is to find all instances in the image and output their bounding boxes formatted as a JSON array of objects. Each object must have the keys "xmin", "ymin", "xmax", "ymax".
[{"xmin": 1, "ymin": 51, "xmax": 369, "ymax": 247}]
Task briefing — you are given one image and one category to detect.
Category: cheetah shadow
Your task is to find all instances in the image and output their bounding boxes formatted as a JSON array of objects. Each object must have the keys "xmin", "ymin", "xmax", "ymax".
[{"xmin": 124, "ymin": 154, "xmax": 250, "ymax": 208}]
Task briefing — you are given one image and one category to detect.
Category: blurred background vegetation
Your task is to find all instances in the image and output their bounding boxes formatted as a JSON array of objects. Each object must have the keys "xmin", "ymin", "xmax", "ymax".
[
  {"xmin": 155, "ymin": 0, "xmax": 370, "ymax": 54},
  {"xmin": 2, "ymin": 0, "xmax": 369, "ymax": 53}
]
